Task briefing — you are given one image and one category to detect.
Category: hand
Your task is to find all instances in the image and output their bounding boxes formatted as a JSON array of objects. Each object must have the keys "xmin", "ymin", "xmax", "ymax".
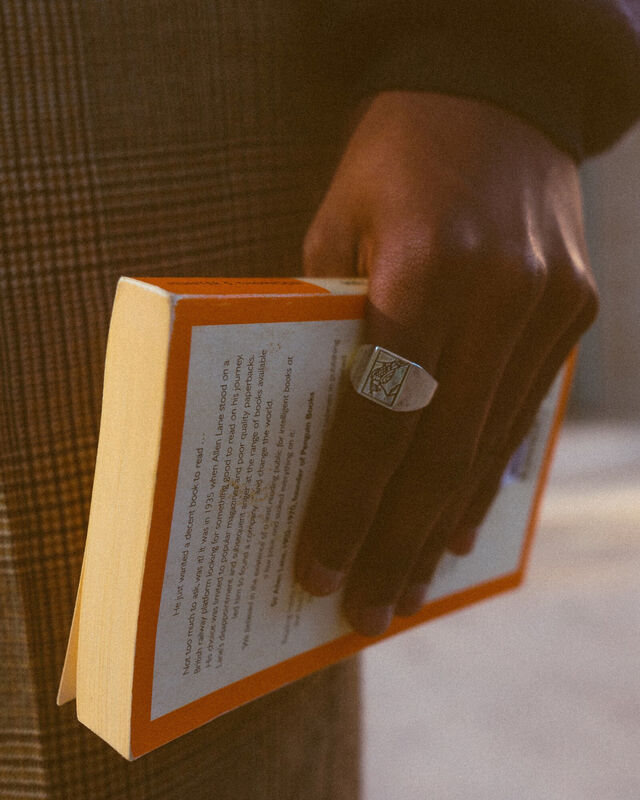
[{"xmin": 295, "ymin": 91, "xmax": 598, "ymax": 636}]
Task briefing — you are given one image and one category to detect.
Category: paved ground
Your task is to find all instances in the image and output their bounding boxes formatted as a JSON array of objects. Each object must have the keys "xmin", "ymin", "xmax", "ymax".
[{"xmin": 362, "ymin": 422, "xmax": 640, "ymax": 800}]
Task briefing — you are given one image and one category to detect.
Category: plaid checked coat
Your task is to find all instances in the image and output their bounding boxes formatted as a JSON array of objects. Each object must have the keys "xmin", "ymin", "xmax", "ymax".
[
  {"xmin": 2, "ymin": 1, "xmax": 639, "ymax": 798},
  {"xmin": 0, "ymin": 3, "xmax": 359, "ymax": 798}
]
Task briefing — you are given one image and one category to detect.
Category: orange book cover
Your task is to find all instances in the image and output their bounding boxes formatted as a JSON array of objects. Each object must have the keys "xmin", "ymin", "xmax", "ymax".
[{"xmin": 58, "ymin": 276, "xmax": 574, "ymax": 759}]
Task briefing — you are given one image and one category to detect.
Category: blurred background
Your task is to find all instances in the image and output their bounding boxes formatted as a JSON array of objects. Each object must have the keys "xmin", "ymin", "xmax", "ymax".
[{"xmin": 362, "ymin": 123, "xmax": 640, "ymax": 799}]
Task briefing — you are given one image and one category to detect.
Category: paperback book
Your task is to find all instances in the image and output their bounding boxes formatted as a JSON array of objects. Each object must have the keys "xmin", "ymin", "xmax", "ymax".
[{"xmin": 58, "ymin": 276, "xmax": 573, "ymax": 759}]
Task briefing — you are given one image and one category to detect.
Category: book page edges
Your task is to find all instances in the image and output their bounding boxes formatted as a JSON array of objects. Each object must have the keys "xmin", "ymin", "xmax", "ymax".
[
  {"xmin": 74, "ymin": 278, "xmax": 174, "ymax": 758},
  {"xmin": 58, "ymin": 277, "xmax": 170, "ymax": 707}
]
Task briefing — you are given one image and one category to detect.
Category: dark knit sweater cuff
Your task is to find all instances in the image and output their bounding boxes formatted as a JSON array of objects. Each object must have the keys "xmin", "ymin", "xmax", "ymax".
[{"xmin": 358, "ymin": 28, "xmax": 588, "ymax": 162}]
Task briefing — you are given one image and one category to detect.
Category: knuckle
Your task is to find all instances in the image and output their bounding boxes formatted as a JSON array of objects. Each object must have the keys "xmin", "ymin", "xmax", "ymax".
[
  {"xmin": 490, "ymin": 247, "xmax": 548, "ymax": 302},
  {"xmin": 579, "ymin": 280, "xmax": 600, "ymax": 330},
  {"xmin": 575, "ymin": 265, "xmax": 600, "ymax": 309},
  {"xmin": 436, "ymin": 226, "xmax": 548, "ymax": 310},
  {"xmin": 548, "ymin": 260, "xmax": 600, "ymax": 329},
  {"xmin": 550, "ymin": 259, "xmax": 588, "ymax": 298}
]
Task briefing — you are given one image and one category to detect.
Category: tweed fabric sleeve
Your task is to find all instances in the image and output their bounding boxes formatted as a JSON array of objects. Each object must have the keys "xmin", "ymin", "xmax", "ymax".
[{"xmin": 321, "ymin": 0, "xmax": 640, "ymax": 161}]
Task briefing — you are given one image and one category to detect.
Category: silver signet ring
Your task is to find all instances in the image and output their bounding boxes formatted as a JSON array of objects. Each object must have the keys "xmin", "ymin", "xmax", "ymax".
[{"xmin": 349, "ymin": 344, "xmax": 438, "ymax": 412}]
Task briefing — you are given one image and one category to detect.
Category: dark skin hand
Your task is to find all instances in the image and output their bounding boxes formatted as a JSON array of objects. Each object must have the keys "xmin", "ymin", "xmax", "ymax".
[{"xmin": 294, "ymin": 91, "xmax": 598, "ymax": 636}]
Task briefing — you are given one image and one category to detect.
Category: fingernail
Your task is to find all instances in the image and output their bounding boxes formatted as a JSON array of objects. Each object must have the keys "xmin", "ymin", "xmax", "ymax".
[
  {"xmin": 395, "ymin": 584, "xmax": 428, "ymax": 617},
  {"xmin": 447, "ymin": 527, "xmax": 479, "ymax": 556},
  {"xmin": 299, "ymin": 558, "xmax": 345, "ymax": 596},
  {"xmin": 346, "ymin": 604, "xmax": 394, "ymax": 637}
]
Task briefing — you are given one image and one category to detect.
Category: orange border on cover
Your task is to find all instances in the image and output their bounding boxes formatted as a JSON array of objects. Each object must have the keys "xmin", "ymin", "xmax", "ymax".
[{"xmin": 130, "ymin": 288, "xmax": 576, "ymax": 758}]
